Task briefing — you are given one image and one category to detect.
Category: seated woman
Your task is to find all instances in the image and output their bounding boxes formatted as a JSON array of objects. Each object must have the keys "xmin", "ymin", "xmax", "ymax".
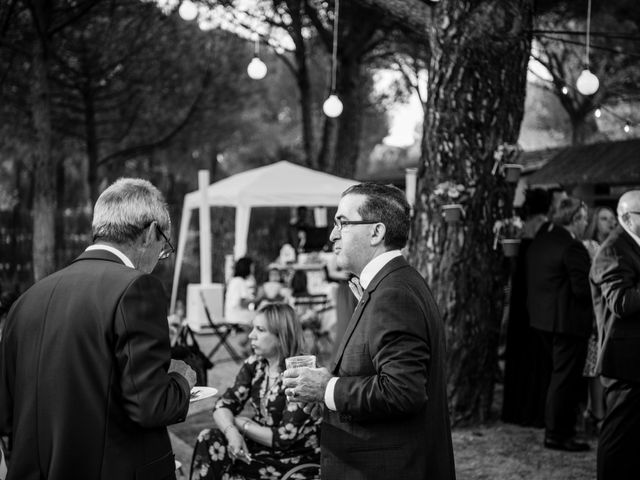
[{"xmin": 190, "ymin": 303, "xmax": 320, "ymax": 480}]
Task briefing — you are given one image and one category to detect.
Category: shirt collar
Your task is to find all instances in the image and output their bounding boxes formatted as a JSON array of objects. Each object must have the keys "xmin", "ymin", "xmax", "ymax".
[
  {"xmin": 359, "ymin": 250, "xmax": 402, "ymax": 289},
  {"xmin": 85, "ymin": 244, "xmax": 135, "ymax": 268}
]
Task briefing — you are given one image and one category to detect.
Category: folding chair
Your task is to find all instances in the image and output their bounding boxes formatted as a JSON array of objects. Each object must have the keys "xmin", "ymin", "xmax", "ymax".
[
  {"xmin": 198, "ymin": 291, "xmax": 244, "ymax": 364},
  {"xmin": 293, "ymin": 294, "xmax": 334, "ymax": 356}
]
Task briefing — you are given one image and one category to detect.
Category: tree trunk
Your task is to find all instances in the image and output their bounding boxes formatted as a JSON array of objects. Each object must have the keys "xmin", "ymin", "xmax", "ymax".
[
  {"xmin": 286, "ymin": 0, "xmax": 318, "ymax": 168},
  {"xmin": 82, "ymin": 81, "xmax": 100, "ymax": 204},
  {"xmin": 408, "ymin": 0, "xmax": 534, "ymax": 424},
  {"xmin": 332, "ymin": 56, "xmax": 364, "ymax": 178},
  {"xmin": 571, "ymin": 113, "xmax": 599, "ymax": 146},
  {"xmin": 30, "ymin": 33, "xmax": 57, "ymax": 282}
]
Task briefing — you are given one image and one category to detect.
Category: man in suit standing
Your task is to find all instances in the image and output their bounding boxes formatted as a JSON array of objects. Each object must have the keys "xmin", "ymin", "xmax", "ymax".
[
  {"xmin": 591, "ymin": 190, "xmax": 640, "ymax": 479},
  {"xmin": 0, "ymin": 178, "xmax": 196, "ymax": 480},
  {"xmin": 526, "ymin": 196, "xmax": 592, "ymax": 451},
  {"xmin": 283, "ymin": 183, "xmax": 455, "ymax": 480}
]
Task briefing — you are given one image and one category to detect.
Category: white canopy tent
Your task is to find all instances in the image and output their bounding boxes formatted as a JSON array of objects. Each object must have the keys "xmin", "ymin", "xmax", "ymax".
[{"xmin": 170, "ymin": 161, "xmax": 358, "ymax": 312}]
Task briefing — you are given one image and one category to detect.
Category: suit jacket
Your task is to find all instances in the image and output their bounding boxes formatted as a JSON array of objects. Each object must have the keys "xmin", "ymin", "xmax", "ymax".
[
  {"xmin": 590, "ymin": 226, "xmax": 640, "ymax": 383},
  {"xmin": 0, "ymin": 250, "xmax": 190, "ymax": 480},
  {"xmin": 321, "ymin": 256, "xmax": 455, "ymax": 480},
  {"xmin": 526, "ymin": 224, "xmax": 593, "ymax": 336}
]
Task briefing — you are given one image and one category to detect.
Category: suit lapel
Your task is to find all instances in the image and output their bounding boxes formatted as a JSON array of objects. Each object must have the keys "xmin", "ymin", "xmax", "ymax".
[
  {"xmin": 331, "ymin": 290, "xmax": 370, "ymax": 372},
  {"xmin": 330, "ymin": 256, "xmax": 408, "ymax": 373}
]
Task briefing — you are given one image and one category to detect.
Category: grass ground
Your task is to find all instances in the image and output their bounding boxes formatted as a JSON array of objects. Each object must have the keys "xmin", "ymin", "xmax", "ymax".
[{"xmin": 170, "ymin": 331, "xmax": 597, "ymax": 480}]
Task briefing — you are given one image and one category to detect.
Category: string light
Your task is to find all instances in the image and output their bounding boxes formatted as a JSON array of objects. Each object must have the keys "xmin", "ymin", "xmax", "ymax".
[
  {"xmin": 594, "ymin": 108, "xmax": 601, "ymax": 118},
  {"xmin": 561, "ymin": 86, "xmax": 569, "ymax": 95},
  {"xmin": 624, "ymin": 123, "xmax": 631, "ymax": 133},
  {"xmin": 323, "ymin": 0, "xmax": 343, "ymax": 118},
  {"xmin": 247, "ymin": 36, "xmax": 267, "ymax": 80},
  {"xmin": 576, "ymin": 0, "xmax": 600, "ymax": 96},
  {"xmin": 178, "ymin": 0, "xmax": 198, "ymax": 21}
]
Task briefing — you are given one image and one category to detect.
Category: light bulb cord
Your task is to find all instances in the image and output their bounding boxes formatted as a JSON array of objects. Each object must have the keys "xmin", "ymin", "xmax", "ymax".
[
  {"xmin": 330, "ymin": 0, "xmax": 339, "ymax": 93},
  {"xmin": 254, "ymin": 37, "xmax": 260, "ymax": 57},
  {"xmin": 585, "ymin": 0, "xmax": 592, "ymax": 68}
]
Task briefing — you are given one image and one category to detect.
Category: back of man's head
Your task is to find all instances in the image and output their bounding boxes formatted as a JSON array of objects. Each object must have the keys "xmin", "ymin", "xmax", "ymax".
[
  {"xmin": 552, "ymin": 197, "xmax": 586, "ymax": 227},
  {"xmin": 342, "ymin": 183, "xmax": 410, "ymax": 250},
  {"xmin": 92, "ymin": 178, "xmax": 170, "ymax": 244},
  {"xmin": 617, "ymin": 190, "xmax": 640, "ymax": 219}
]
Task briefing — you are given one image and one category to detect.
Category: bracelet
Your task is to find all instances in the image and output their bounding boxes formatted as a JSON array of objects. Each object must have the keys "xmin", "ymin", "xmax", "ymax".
[
  {"xmin": 242, "ymin": 420, "xmax": 250, "ymax": 434},
  {"xmin": 223, "ymin": 424, "xmax": 237, "ymax": 436}
]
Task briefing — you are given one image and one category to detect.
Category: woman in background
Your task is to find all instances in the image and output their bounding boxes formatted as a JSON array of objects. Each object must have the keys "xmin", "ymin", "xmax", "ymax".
[
  {"xmin": 190, "ymin": 303, "xmax": 320, "ymax": 480},
  {"xmin": 582, "ymin": 206, "xmax": 617, "ymax": 433},
  {"xmin": 225, "ymin": 257, "xmax": 257, "ymax": 326}
]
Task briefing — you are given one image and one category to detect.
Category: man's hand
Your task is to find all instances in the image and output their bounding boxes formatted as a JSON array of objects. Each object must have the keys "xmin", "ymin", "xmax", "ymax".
[
  {"xmin": 282, "ymin": 367, "xmax": 333, "ymax": 404},
  {"xmin": 169, "ymin": 359, "xmax": 197, "ymax": 389}
]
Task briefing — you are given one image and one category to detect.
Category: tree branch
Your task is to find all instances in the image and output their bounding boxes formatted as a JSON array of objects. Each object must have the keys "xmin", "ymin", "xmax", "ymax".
[{"xmin": 97, "ymin": 69, "xmax": 212, "ymax": 166}]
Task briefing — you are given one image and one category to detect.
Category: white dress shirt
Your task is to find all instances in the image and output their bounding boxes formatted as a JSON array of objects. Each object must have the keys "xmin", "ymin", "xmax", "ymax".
[{"xmin": 85, "ymin": 245, "xmax": 134, "ymax": 269}]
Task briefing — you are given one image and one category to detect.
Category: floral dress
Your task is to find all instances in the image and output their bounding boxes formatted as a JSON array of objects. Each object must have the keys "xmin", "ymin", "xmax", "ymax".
[{"xmin": 190, "ymin": 356, "xmax": 320, "ymax": 480}]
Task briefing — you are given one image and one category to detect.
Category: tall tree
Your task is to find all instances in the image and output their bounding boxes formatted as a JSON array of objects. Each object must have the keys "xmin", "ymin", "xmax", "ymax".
[
  {"xmin": 348, "ymin": 0, "xmax": 534, "ymax": 423},
  {"xmin": 532, "ymin": 2, "xmax": 640, "ymax": 144}
]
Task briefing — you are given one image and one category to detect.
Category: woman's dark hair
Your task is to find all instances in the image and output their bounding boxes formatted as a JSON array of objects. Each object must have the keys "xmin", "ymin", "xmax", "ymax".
[
  {"xmin": 522, "ymin": 188, "xmax": 551, "ymax": 219},
  {"xmin": 290, "ymin": 270, "xmax": 308, "ymax": 296},
  {"xmin": 234, "ymin": 257, "xmax": 253, "ymax": 279},
  {"xmin": 257, "ymin": 302, "xmax": 305, "ymax": 370}
]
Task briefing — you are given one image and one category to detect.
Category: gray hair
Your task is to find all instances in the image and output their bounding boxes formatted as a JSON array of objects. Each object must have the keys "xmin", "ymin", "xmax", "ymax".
[{"xmin": 92, "ymin": 178, "xmax": 170, "ymax": 244}]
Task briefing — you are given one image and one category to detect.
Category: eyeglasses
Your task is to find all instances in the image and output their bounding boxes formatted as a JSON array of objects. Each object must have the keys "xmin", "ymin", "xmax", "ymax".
[
  {"xmin": 333, "ymin": 218, "xmax": 379, "ymax": 231},
  {"xmin": 156, "ymin": 225, "xmax": 175, "ymax": 260}
]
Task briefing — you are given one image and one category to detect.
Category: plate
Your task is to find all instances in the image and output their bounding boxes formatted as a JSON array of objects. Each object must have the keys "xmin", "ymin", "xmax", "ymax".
[{"xmin": 190, "ymin": 386, "xmax": 218, "ymax": 403}]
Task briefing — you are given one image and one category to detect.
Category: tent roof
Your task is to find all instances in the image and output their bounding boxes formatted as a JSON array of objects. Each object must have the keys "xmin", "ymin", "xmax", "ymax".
[
  {"xmin": 183, "ymin": 161, "xmax": 358, "ymax": 209},
  {"xmin": 528, "ymin": 139, "xmax": 640, "ymax": 186}
]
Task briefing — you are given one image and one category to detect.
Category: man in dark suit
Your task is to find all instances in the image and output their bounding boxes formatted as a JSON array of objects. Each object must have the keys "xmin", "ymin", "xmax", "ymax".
[
  {"xmin": 0, "ymin": 178, "xmax": 196, "ymax": 480},
  {"xmin": 591, "ymin": 190, "xmax": 640, "ymax": 479},
  {"xmin": 283, "ymin": 183, "xmax": 455, "ymax": 480},
  {"xmin": 526, "ymin": 196, "xmax": 592, "ymax": 452}
]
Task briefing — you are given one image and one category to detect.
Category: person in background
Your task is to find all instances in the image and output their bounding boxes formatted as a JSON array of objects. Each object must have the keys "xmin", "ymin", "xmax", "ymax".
[
  {"xmin": 190, "ymin": 303, "xmax": 320, "ymax": 480},
  {"xmin": 582, "ymin": 206, "xmax": 617, "ymax": 434},
  {"xmin": 0, "ymin": 178, "xmax": 196, "ymax": 480},
  {"xmin": 590, "ymin": 191, "xmax": 640, "ymax": 479},
  {"xmin": 283, "ymin": 183, "xmax": 455, "ymax": 479},
  {"xmin": 255, "ymin": 267, "xmax": 286, "ymax": 310},
  {"xmin": 225, "ymin": 257, "xmax": 257, "ymax": 326},
  {"xmin": 502, "ymin": 188, "xmax": 552, "ymax": 428},
  {"xmin": 526, "ymin": 196, "xmax": 592, "ymax": 452}
]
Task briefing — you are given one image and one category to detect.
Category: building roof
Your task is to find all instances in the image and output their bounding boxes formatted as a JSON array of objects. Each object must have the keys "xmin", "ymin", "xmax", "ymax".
[{"xmin": 528, "ymin": 138, "xmax": 640, "ymax": 186}]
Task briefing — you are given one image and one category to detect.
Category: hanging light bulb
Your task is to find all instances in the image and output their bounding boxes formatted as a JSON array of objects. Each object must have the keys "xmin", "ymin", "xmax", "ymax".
[
  {"xmin": 323, "ymin": 0, "xmax": 342, "ymax": 118},
  {"xmin": 178, "ymin": 0, "xmax": 198, "ymax": 21},
  {"xmin": 624, "ymin": 123, "xmax": 631, "ymax": 133},
  {"xmin": 247, "ymin": 57, "xmax": 267, "ymax": 80},
  {"xmin": 576, "ymin": 0, "xmax": 599, "ymax": 96},
  {"xmin": 576, "ymin": 69, "xmax": 599, "ymax": 95},
  {"xmin": 594, "ymin": 107, "xmax": 602, "ymax": 118},
  {"xmin": 323, "ymin": 94, "xmax": 343, "ymax": 118},
  {"xmin": 247, "ymin": 36, "xmax": 267, "ymax": 80},
  {"xmin": 561, "ymin": 86, "xmax": 569, "ymax": 95}
]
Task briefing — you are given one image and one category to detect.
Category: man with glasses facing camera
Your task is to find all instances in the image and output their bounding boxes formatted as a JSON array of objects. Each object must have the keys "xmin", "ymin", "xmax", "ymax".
[{"xmin": 0, "ymin": 178, "xmax": 195, "ymax": 480}]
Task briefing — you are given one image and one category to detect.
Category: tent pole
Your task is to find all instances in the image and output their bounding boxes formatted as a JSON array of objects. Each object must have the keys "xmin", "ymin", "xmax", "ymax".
[{"xmin": 198, "ymin": 170, "xmax": 212, "ymax": 285}]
